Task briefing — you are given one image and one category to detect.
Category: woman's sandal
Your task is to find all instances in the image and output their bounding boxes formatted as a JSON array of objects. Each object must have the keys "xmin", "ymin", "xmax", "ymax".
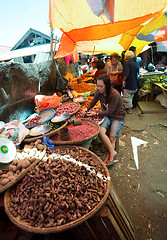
[{"xmin": 106, "ymin": 159, "xmax": 119, "ymax": 166}]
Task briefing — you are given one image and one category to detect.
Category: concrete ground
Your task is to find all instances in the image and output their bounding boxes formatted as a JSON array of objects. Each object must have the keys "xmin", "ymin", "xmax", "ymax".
[
  {"xmin": 124, "ymin": 105, "xmax": 167, "ymax": 130},
  {"xmin": 107, "ymin": 105, "xmax": 167, "ymax": 240}
]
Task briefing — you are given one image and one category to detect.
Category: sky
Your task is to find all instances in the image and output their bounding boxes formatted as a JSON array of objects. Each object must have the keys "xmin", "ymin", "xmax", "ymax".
[{"xmin": 0, "ymin": 0, "xmax": 62, "ymax": 47}]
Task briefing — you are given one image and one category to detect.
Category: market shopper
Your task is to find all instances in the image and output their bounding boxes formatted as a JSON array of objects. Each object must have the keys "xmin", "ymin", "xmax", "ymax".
[
  {"xmin": 122, "ymin": 51, "xmax": 138, "ymax": 114},
  {"xmin": 129, "ymin": 46, "xmax": 142, "ymax": 107},
  {"xmin": 82, "ymin": 74, "xmax": 126, "ymax": 166},
  {"xmin": 120, "ymin": 50, "xmax": 126, "ymax": 67},
  {"xmin": 93, "ymin": 59, "xmax": 107, "ymax": 83},
  {"xmin": 106, "ymin": 52, "xmax": 123, "ymax": 94}
]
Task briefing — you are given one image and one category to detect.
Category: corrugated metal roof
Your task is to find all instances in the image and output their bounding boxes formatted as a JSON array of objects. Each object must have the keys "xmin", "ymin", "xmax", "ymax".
[
  {"xmin": 34, "ymin": 52, "xmax": 50, "ymax": 63},
  {"xmin": 0, "ymin": 43, "xmax": 60, "ymax": 61}
]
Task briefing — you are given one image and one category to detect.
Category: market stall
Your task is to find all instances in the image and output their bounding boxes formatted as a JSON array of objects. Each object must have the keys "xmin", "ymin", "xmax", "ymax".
[
  {"xmin": 138, "ymin": 71, "xmax": 167, "ymax": 112},
  {"xmin": 0, "ymin": 77, "xmax": 135, "ymax": 239}
]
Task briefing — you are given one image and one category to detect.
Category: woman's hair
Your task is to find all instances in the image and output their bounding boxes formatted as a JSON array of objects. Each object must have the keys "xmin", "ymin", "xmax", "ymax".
[
  {"xmin": 121, "ymin": 50, "xmax": 126, "ymax": 59},
  {"xmin": 110, "ymin": 52, "xmax": 119, "ymax": 60},
  {"xmin": 96, "ymin": 59, "xmax": 105, "ymax": 70},
  {"xmin": 97, "ymin": 74, "xmax": 111, "ymax": 103}
]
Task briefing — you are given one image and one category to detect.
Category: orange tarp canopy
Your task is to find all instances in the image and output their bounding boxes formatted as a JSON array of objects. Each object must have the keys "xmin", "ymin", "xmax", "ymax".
[{"xmin": 49, "ymin": 0, "xmax": 167, "ymax": 57}]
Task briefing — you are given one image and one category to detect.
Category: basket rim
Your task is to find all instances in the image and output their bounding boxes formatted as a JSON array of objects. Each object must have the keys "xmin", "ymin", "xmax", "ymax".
[{"xmin": 50, "ymin": 118, "xmax": 100, "ymax": 145}]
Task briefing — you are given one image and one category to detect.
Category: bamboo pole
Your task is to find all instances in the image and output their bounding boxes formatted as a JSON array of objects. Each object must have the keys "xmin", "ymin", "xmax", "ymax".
[
  {"xmin": 50, "ymin": 28, "xmax": 54, "ymax": 58},
  {"xmin": 53, "ymin": 35, "xmax": 57, "ymax": 59},
  {"xmin": 91, "ymin": 45, "xmax": 95, "ymax": 60}
]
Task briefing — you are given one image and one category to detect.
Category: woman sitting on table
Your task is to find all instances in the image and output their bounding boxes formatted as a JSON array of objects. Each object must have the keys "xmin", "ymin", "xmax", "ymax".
[
  {"xmin": 81, "ymin": 57, "xmax": 98, "ymax": 78},
  {"xmin": 82, "ymin": 74, "xmax": 126, "ymax": 166}
]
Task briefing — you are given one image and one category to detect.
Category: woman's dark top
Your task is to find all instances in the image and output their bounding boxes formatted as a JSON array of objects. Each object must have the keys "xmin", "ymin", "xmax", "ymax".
[
  {"xmin": 123, "ymin": 59, "xmax": 138, "ymax": 90},
  {"xmin": 93, "ymin": 69, "xmax": 107, "ymax": 83},
  {"xmin": 86, "ymin": 88, "xmax": 126, "ymax": 121}
]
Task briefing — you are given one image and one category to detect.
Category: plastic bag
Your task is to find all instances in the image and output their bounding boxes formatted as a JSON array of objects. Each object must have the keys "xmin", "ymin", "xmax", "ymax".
[
  {"xmin": 1, "ymin": 120, "xmax": 29, "ymax": 146},
  {"xmin": 34, "ymin": 93, "xmax": 61, "ymax": 112}
]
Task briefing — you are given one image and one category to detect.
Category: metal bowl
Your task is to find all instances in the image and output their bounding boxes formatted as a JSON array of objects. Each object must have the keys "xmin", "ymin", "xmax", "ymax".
[
  {"xmin": 73, "ymin": 97, "xmax": 87, "ymax": 103},
  {"xmin": 24, "ymin": 109, "xmax": 55, "ymax": 129},
  {"xmin": 51, "ymin": 113, "xmax": 70, "ymax": 123},
  {"xmin": 29, "ymin": 124, "xmax": 51, "ymax": 136}
]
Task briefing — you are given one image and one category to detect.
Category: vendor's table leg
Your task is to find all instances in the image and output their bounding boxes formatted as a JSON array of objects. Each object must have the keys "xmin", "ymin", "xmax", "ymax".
[
  {"xmin": 150, "ymin": 82, "xmax": 155, "ymax": 100},
  {"xmin": 162, "ymin": 89, "xmax": 167, "ymax": 99}
]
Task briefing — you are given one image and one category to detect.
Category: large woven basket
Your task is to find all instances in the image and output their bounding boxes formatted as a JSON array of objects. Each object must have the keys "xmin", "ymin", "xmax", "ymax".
[
  {"xmin": 50, "ymin": 118, "xmax": 100, "ymax": 146},
  {"xmin": 4, "ymin": 145, "xmax": 110, "ymax": 234}
]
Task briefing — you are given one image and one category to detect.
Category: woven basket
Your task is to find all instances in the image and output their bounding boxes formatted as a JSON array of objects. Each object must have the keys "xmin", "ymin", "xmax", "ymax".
[
  {"xmin": 51, "ymin": 118, "xmax": 100, "ymax": 146},
  {"xmin": 4, "ymin": 145, "xmax": 110, "ymax": 234},
  {"xmin": 23, "ymin": 121, "xmax": 68, "ymax": 143}
]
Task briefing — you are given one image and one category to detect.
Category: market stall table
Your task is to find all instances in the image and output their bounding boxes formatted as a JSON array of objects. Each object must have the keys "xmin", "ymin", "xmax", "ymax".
[{"xmin": 152, "ymin": 82, "xmax": 167, "ymax": 99}]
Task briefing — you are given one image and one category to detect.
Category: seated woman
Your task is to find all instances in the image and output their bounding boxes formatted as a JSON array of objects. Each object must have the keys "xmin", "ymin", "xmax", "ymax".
[
  {"xmin": 82, "ymin": 74, "xmax": 126, "ymax": 166},
  {"xmin": 81, "ymin": 57, "xmax": 98, "ymax": 78},
  {"xmin": 93, "ymin": 59, "xmax": 107, "ymax": 83},
  {"xmin": 106, "ymin": 52, "xmax": 123, "ymax": 94}
]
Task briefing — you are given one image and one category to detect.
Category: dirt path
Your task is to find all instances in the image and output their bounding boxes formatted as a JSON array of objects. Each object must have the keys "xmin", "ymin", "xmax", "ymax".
[{"xmin": 90, "ymin": 114, "xmax": 167, "ymax": 240}]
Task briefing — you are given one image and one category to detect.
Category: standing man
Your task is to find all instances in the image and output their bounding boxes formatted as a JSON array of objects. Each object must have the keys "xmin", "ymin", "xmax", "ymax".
[
  {"xmin": 123, "ymin": 51, "xmax": 138, "ymax": 114},
  {"xmin": 129, "ymin": 46, "xmax": 142, "ymax": 107}
]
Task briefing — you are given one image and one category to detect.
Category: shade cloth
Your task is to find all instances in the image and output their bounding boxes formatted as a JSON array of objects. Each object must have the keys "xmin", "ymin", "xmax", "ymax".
[{"xmin": 49, "ymin": 0, "xmax": 167, "ymax": 57}]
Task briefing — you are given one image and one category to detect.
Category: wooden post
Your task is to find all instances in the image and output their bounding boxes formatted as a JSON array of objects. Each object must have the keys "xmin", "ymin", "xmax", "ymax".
[
  {"xmin": 50, "ymin": 28, "xmax": 54, "ymax": 58},
  {"xmin": 53, "ymin": 35, "xmax": 57, "ymax": 59},
  {"xmin": 91, "ymin": 46, "xmax": 95, "ymax": 61}
]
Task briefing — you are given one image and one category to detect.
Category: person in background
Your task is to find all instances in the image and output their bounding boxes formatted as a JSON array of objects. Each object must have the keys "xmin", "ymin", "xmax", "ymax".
[
  {"xmin": 120, "ymin": 50, "xmax": 126, "ymax": 67},
  {"xmin": 105, "ymin": 57, "xmax": 110, "ymax": 65},
  {"xmin": 81, "ymin": 57, "xmax": 98, "ymax": 78},
  {"xmin": 122, "ymin": 51, "xmax": 138, "ymax": 114},
  {"xmin": 82, "ymin": 74, "xmax": 126, "ymax": 166},
  {"xmin": 106, "ymin": 52, "xmax": 123, "ymax": 94},
  {"xmin": 93, "ymin": 59, "xmax": 107, "ymax": 83},
  {"xmin": 129, "ymin": 46, "xmax": 142, "ymax": 107},
  {"xmin": 155, "ymin": 55, "xmax": 166, "ymax": 68}
]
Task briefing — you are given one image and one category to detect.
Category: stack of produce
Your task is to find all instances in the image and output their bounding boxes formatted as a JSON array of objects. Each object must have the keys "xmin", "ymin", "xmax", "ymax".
[
  {"xmin": 78, "ymin": 96, "xmax": 101, "ymax": 109},
  {"xmin": 43, "ymin": 121, "xmax": 65, "ymax": 132},
  {"xmin": 76, "ymin": 109, "xmax": 103, "ymax": 125},
  {"xmin": 162, "ymin": 82, "xmax": 167, "ymax": 89},
  {"xmin": 25, "ymin": 115, "xmax": 41, "ymax": 128},
  {"xmin": 51, "ymin": 120, "xmax": 99, "ymax": 142},
  {"xmin": 0, "ymin": 140, "xmax": 46, "ymax": 192},
  {"xmin": 54, "ymin": 102, "xmax": 79, "ymax": 115},
  {"xmin": 68, "ymin": 82, "xmax": 96, "ymax": 93},
  {"xmin": 6, "ymin": 146, "xmax": 109, "ymax": 229},
  {"xmin": 150, "ymin": 75, "xmax": 165, "ymax": 83}
]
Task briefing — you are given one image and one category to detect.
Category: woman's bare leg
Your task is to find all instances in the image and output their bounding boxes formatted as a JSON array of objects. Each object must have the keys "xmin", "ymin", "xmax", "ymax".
[
  {"xmin": 99, "ymin": 127, "xmax": 117, "ymax": 163},
  {"xmin": 109, "ymin": 136, "xmax": 116, "ymax": 149}
]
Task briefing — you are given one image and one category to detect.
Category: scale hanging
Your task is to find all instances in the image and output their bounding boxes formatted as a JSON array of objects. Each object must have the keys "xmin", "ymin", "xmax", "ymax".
[{"xmin": 0, "ymin": 138, "xmax": 16, "ymax": 164}]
